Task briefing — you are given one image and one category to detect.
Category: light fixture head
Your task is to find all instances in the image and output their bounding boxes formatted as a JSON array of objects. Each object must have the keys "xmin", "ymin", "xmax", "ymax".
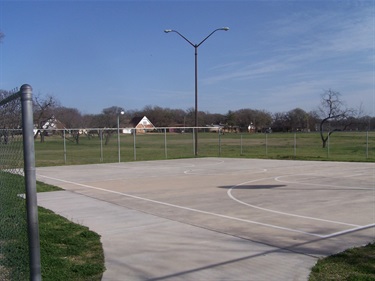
[
  {"xmin": 221, "ymin": 27, "xmax": 230, "ymax": 31},
  {"xmin": 164, "ymin": 29, "xmax": 173, "ymax": 33}
]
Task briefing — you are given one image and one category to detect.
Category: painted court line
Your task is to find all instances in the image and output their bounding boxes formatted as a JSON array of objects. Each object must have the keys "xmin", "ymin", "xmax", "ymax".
[
  {"xmin": 38, "ymin": 174, "xmax": 330, "ymax": 238},
  {"xmin": 275, "ymin": 175, "xmax": 374, "ymax": 190},
  {"xmin": 228, "ymin": 178, "xmax": 361, "ymax": 227},
  {"xmin": 322, "ymin": 224, "xmax": 375, "ymax": 238},
  {"xmin": 184, "ymin": 168, "xmax": 268, "ymax": 175},
  {"xmin": 38, "ymin": 174, "xmax": 375, "ymax": 238}
]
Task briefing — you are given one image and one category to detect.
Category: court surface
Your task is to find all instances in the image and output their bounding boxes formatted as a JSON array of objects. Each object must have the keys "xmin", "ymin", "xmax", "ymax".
[{"xmin": 36, "ymin": 158, "xmax": 375, "ymax": 280}]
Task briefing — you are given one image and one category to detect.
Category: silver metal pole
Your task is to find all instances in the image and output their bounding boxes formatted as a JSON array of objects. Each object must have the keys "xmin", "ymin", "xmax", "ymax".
[
  {"xmin": 164, "ymin": 128, "xmax": 167, "ymax": 159},
  {"xmin": 240, "ymin": 134, "xmax": 243, "ymax": 156},
  {"xmin": 164, "ymin": 28, "xmax": 229, "ymax": 156},
  {"xmin": 192, "ymin": 129, "xmax": 195, "ymax": 155},
  {"xmin": 366, "ymin": 131, "xmax": 369, "ymax": 159},
  {"xmin": 21, "ymin": 84, "xmax": 41, "ymax": 281},
  {"xmin": 194, "ymin": 46, "xmax": 198, "ymax": 156},
  {"xmin": 100, "ymin": 130, "xmax": 103, "ymax": 162},
  {"xmin": 117, "ymin": 115, "xmax": 121, "ymax": 163},
  {"xmin": 218, "ymin": 128, "xmax": 221, "ymax": 157},
  {"xmin": 133, "ymin": 129, "xmax": 136, "ymax": 161},
  {"xmin": 63, "ymin": 130, "xmax": 67, "ymax": 164}
]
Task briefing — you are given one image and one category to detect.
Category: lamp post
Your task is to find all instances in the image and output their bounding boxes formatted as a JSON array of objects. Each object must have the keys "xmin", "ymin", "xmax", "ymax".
[
  {"xmin": 164, "ymin": 27, "xmax": 229, "ymax": 156},
  {"xmin": 117, "ymin": 109, "xmax": 125, "ymax": 163}
]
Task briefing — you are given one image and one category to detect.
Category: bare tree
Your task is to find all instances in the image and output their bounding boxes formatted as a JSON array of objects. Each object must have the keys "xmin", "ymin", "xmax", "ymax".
[
  {"xmin": 272, "ymin": 111, "xmax": 291, "ymax": 132},
  {"xmin": 318, "ymin": 89, "xmax": 357, "ymax": 148},
  {"xmin": 54, "ymin": 106, "xmax": 83, "ymax": 144},
  {"xmin": 0, "ymin": 89, "xmax": 22, "ymax": 129},
  {"xmin": 95, "ymin": 106, "xmax": 125, "ymax": 145},
  {"xmin": 54, "ymin": 106, "xmax": 82, "ymax": 128},
  {"xmin": 33, "ymin": 94, "xmax": 59, "ymax": 142},
  {"xmin": 0, "ymin": 31, "xmax": 4, "ymax": 43}
]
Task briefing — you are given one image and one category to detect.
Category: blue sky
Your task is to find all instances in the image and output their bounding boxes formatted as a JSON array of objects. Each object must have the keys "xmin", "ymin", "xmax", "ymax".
[{"xmin": 1, "ymin": 0, "xmax": 374, "ymax": 116}]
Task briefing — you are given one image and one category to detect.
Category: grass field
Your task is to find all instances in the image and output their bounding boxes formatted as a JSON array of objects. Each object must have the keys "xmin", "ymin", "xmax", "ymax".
[
  {"xmin": 34, "ymin": 131, "xmax": 375, "ymax": 166},
  {"xmin": 0, "ymin": 172, "xmax": 105, "ymax": 280}
]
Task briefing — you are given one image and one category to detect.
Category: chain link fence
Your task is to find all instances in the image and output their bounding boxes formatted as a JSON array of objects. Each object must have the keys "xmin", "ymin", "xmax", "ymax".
[
  {"xmin": 0, "ymin": 85, "xmax": 41, "ymax": 281},
  {"xmin": 0, "ymin": 129, "xmax": 28, "ymax": 280},
  {"xmin": 33, "ymin": 128, "xmax": 374, "ymax": 166}
]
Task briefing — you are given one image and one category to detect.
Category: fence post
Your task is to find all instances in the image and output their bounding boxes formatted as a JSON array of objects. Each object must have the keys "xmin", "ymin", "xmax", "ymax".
[
  {"xmin": 218, "ymin": 128, "xmax": 221, "ymax": 157},
  {"xmin": 117, "ymin": 125, "xmax": 121, "ymax": 163},
  {"xmin": 265, "ymin": 133, "xmax": 268, "ymax": 156},
  {"xmin": 100, "ymin": 129, "xmax": 103, "ymax": 162},
  {"xmin": 63, "ymin": 130, "xmax": 67, "ymax": 164},
  {"xmin": 366, "ymin": 131, "xmax": 369, "ymax": 159},
  {"xmin": 294, "ymin": 133, "xmax": 296, "ymax": 157},
  {"xmin": 21, "ymin": 84, "xmax": 41, "ymax": 281},
  {"xmin": 240, "ymin": 134, "xmax": 243, "ymax": 156},
  {"xmin": 192, "ymin": 129, "xmax": 195, "ymax": 155},
  {"xmin": 133, "ymin": 129, "xmax": 136, "ymax": 161},
  {"xmin": 164, "ymin": 128, "xmax": 167, "ymax": 159}
]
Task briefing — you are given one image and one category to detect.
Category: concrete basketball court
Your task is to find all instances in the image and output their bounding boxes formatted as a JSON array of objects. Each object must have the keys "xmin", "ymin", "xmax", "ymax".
[{"xmin": 36, "ymin": 158, "xmax": 375, "ymax": 281}]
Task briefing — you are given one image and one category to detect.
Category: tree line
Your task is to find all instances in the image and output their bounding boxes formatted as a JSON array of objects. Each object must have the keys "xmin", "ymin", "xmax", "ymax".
[{"xmin": 1, "ymin": 88, "xmax": 373, "ymax": 147}]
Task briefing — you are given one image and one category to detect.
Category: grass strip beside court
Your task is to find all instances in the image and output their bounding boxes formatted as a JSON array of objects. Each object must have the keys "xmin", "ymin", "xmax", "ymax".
[
  {"xmin": 38, "ymin": 205, "xmax": 105, "ymax": 281},
  {"xmin": 0, "ymin": 172, "xmax": 105, "ymax": 280},
  {"xmin": 309, "ymin": 242, "xmax": 375, "ymax": 280}
]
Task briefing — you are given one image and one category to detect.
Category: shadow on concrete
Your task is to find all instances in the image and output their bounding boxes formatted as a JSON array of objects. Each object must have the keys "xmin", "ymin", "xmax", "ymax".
[
  {"xmin": 218, "ymin": 185, "xmax": 286, "ymax": 190},
  {"xmin": 147, "ymin": 225, "xmax": 375, "ymax": 281}
]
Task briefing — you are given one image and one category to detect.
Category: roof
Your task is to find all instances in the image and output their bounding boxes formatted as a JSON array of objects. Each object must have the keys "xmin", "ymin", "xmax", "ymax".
[{"xmin": 130, "ymin": 116, "xmax": 155, "ymax": 128}]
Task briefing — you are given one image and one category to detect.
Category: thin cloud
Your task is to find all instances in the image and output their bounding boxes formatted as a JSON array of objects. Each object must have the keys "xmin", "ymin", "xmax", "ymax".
[{"xmin": 203, "ymin": 5, "xmax": 373, "ymax": 89}]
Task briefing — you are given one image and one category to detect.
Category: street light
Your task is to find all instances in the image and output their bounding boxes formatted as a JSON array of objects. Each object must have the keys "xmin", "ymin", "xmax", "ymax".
[
  {"xmin": 164, "ymin": 27, "xmax": 229, "ymax": 156},
  {"xmin": 117, "ymin": 109, "xmax": 125, "ymax": 163}
]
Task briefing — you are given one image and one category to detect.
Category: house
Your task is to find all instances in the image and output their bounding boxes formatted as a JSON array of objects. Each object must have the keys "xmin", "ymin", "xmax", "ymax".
[
  {"xmin": 248, "ymin": 123, "xmax": 256, "ymax": 133},
  {"xmin": 206, "ymin": 124, "xmax": 223, "ymax": 133},
  {"xmin": 34, "ymin": 116, "xmax": 65, "ymax": 135},
  {"xmin": 123, "ymin": 116, "xmax": 155, "ymax": 134}
]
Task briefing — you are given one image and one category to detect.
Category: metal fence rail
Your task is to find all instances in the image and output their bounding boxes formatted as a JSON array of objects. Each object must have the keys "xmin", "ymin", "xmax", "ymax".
[
  {"xmin": 0, "ymin": 85, "xmax": 41, "ymax": 281},
  {"xmin": 33, "ymin": 128, "xmax": 374, "ymax": 166}
]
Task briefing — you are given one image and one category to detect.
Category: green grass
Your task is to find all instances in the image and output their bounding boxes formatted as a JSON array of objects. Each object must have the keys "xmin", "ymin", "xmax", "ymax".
[
  {"xmin": 0, "ymin": 172, "xmax": 105, "ymax": 280},
  {"xmin": 309, "ymin": 242, "xmax": 375, "ymax": 281},
  {"xmin": 0, "ymin": 171, "xmax": 29, "ymax": 280},
  {"xmin": 38, "ymin": 206, "xmax": 104, "ymax": 281},
  {"xmin": 37, "ymin": 180, "xmax": 63, "ymax": 192},
  {"xmin": 34, "ymin": 131, "xmax": 375, "ymax": 166}
]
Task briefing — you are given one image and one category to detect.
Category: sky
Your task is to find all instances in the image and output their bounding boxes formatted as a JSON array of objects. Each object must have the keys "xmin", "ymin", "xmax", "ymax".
[{"xmin": 0, "ymin": 0, "xmax": 374, "ymax": 116}]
